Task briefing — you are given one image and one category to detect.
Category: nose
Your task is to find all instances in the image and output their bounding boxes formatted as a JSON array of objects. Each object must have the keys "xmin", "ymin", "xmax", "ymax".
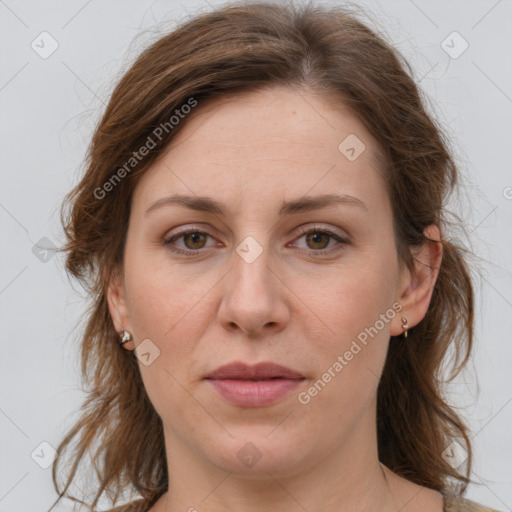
[{"xmin": 217, "ymin": 245, "xmax": 290, "ymax": 337}]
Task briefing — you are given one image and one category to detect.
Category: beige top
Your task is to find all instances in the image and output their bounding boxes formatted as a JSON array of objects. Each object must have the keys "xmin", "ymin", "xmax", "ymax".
[
  {"xmin": 443, "ymin": 493, "xmax": 503, "ymax": 512},
  {"xmin": 106, "ymin": 494, "xmax": 503, "ymax": 512}
]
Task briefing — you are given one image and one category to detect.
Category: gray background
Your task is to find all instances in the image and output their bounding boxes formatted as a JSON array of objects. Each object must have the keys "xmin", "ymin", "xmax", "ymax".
[{"xmin": 0, "ymin": 0, "xmax": 511, "ymax": 511}]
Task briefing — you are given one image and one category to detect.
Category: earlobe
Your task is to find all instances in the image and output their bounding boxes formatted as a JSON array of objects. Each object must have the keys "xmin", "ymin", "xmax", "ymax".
[{"xmin": 393, "ymin": 225, "xmax": 443, "ymax": 336}]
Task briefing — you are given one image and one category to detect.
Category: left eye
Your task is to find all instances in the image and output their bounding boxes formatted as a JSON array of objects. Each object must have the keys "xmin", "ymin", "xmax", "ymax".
[
  {"xmin": 291, "ymin": 227, "xmax": 350, "ymax": 255},
  {"xmin": 293, "ymin": 229, "xmax": 344, "ymax": 252},
  {"xmin": 163, "ymin": 227, "xmax": 349, "ymax": 256}
]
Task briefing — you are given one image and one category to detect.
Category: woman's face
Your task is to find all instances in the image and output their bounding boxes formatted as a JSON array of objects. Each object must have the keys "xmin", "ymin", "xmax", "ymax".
[{"xmin": 108, "ymin": 86, "xmax": 433, "ymax": 478}]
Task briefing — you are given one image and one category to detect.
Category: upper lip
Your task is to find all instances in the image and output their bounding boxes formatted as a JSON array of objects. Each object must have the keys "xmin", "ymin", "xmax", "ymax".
[{"xmin": 205, "ymin": 361, "xmax": 304, "ymax": 380}]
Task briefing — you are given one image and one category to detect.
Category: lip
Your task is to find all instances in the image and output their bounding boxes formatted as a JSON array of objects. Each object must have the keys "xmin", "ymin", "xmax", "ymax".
[
  {"xmin": 205, "ymin": 361, "xmax": 305, "ymax": 407},
  {"xmin": 206, "ymin": 361, "xmax": 304, "ymax": 380}
]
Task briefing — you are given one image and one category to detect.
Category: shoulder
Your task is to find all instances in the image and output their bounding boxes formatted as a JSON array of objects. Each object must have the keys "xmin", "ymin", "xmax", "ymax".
[
  {"xmin": 444, "ymin": 493, "xmax": 503, "ymax": 512},
  {"xmin": 103, "ymin": 499, "xmax": 147, "ymax": 512}
]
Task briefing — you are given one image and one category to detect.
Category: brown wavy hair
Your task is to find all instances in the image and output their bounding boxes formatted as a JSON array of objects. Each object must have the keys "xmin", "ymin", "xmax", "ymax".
[{"xmin": 50, "ymin": 1, "xmax": 477, "ymax": 510}]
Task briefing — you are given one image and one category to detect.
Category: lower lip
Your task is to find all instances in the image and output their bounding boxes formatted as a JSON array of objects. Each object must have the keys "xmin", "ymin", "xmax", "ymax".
[{"xmin": 206, "ymin": 378, "xmax": 304, "ymax": 407}]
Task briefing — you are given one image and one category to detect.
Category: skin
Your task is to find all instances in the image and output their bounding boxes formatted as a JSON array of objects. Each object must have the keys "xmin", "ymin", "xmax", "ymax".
[{"xmin": 108, "ymin": 85, "xmax": 444, "ymax": 512}]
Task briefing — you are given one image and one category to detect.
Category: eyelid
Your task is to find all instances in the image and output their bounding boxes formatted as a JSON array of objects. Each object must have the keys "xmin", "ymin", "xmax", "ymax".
[
  {"xmin": 295, "ymin": 223, "xmax": 350, "ymax": 241},
  {"xmin": 165, "ymin": 223, "xmax": 350, "ymax": 240}
]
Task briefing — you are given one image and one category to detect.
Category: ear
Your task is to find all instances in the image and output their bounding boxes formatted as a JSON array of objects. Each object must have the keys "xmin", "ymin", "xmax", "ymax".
[
  {"xmin": 391, "ymin": 224, "xmax": 443, "ymax": 336},
  {"xmin": 106, "ymin": 266, "xmax": 134, "ymax": 349}
]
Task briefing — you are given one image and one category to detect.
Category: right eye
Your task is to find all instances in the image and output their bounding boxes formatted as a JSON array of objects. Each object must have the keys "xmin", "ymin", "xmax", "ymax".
[{"xmin": 163, "ymin": 229, "xmax": 218, "ymax": 256}]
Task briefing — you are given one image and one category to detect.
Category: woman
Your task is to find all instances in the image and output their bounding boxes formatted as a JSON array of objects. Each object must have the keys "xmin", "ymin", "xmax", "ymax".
[{"xmin": 50, "ymin": 2, "xmax": 502, "ymax": 511}]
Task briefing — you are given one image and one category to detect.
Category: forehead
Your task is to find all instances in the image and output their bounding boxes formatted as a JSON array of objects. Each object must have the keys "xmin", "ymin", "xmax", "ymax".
[
  {"xmin": 166, "ymin": 86, "xmax": 381, "ymax": 159},
  {"xmin": 131, "ymin": 86, "xmax": 389, "ymax": 217}
]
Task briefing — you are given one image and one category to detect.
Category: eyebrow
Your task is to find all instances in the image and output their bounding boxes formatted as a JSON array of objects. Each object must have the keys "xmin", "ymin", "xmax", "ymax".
[{"xmin": 144, "ymin": 193, "xmax": 369, "ymax": 217}]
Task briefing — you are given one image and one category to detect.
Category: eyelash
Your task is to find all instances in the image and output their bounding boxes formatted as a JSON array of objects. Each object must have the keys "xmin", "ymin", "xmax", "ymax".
[{"xmin": 163, "ymin": 225, "xmax": 350, "ymax": 257}]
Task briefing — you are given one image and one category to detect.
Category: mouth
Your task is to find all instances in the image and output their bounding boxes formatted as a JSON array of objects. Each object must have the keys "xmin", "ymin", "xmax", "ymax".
[{"xmin": 204, "ymin": 361, "xmax": 305, "ymax": 407}]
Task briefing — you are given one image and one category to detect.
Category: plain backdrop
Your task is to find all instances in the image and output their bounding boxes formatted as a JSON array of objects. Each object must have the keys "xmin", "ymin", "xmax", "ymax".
[{"xmin": 0, "ymin": 0, "xmax": 511, "ymax": 511}]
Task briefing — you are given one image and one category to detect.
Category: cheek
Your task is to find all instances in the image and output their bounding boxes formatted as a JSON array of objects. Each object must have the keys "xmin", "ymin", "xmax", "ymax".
[
  {"xmin": 124, "ymin": 245, "xmax": 203, "ymax": 339},
  {"xmin": 122, "ymin": 253, "xmax": 207, "ymax": 424},
  {"xmin": 294, "ymin": 253, "xmax": 397, "ymax": 401},
  {"xmin": 123, "ymin": 247, "xmax": 218, "ymax": 394},
  {"xmin": 294, "ymin": 252, "xmax": 396, "ymax": 342}
]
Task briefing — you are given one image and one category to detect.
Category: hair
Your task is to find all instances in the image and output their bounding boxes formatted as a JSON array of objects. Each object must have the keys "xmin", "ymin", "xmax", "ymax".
[{"xmin": 50, "ymin": 1, "xmax": 477, "ymax": 510}]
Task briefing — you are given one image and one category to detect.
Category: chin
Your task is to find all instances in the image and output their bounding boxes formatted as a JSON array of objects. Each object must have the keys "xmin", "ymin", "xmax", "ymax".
[{"xmin": 204, "ymin": 430, "xmax": 315, "ymax": 479}]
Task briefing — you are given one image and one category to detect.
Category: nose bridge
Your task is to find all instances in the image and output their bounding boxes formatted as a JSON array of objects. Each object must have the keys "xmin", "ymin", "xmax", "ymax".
[{"xmin": 231, "ymin": 234, "xmax": 274, "ymax": 305}]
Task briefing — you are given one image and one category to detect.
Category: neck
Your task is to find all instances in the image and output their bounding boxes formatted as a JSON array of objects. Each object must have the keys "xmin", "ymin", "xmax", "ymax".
[{"xmin": 158, "ymin": 411, "xmax": 399, "ymax": 512}]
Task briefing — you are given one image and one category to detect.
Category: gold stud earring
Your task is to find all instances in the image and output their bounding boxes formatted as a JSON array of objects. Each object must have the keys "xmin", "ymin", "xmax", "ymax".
[
  {"xmin": 119, "ymin": 330, "xmax": 133, "ymax": 346},
  {"xmin": 401, "ymin": 317, "xmax": 409, "ymax": 338}
]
